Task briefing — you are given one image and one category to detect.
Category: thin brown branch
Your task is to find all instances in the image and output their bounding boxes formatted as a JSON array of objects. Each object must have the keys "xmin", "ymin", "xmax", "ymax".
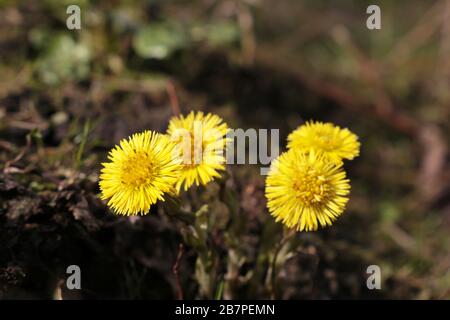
[
  {"xmin": 0, "ymin": 140, "xmax": 16, "ymax": 152},
  {"xmin": 238, "ymin": 2, "xmax": 256, "ymax": 65},
  {"xmin": 330, "ymin": 27, "xmax": 420, "ymax": 137},
  {"xmin": 387, "ymin": 1, "xmax": 444, "ymax": 67},
  {"xmin": 3, "ymin": 133, "xmax": 32, "ymax": 172},
  {"xmin": 172, "ymin": 243, "xmax": 185, "ymax": 300},
  {"xmin": 417, "ymin": 124, "xmax": 448, "ymax": 205},
  {"xmin": 166, "ymin": 80, "xmax": 181, "ymax": 116},
  {"xmin": 255, "ymin": 50, "xmax": 420, "ymax": 137}
]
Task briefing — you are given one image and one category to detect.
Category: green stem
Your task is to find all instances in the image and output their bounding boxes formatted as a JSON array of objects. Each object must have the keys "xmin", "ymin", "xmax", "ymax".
[{"xmin": 269, "ymin": 228, "xmax": 296, "ymax": 299}]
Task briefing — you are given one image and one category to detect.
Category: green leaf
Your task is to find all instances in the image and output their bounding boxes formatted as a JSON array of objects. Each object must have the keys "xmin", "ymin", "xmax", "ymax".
[
  {"xmin": 214, "ymin": 278, "xmax": 224, "ymax": 300},
  {"xmin": 133, "ymin": 22, "xmax": 189, "ymax": 59},
  {"xmin": 35, "ymin": 34, "xmax": 91, "ymax": 85},
  {"xmin": 205, "ymin": 22, "xmax": 240, "ymax": 47}
]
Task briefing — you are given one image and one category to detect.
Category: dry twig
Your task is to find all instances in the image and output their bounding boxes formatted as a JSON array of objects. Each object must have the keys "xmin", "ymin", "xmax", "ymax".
[{"xmin": 172, "ymin": 243, "xmax": 185, "ymax": 300}]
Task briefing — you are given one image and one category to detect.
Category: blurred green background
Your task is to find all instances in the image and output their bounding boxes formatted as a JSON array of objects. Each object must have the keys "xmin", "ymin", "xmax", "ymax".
[{"xmin": 0, "ymin": 0, "xmax": 449, "ymax": 299}]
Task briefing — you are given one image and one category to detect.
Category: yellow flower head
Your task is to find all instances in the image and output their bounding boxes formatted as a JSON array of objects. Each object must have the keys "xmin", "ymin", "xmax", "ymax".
[
  {"xmin": 265, "ymin": 148, "xmax": 350, "ymax": 231},
  {"xmin": 167, "ymin": 111, "xmax": 228, "ymax": 192},
  {"xmin": 287, "ymin": 121, "xmax": 360, "ymax": 163},
  {"xmin": 99, "ymin": 131, "xmax": 181, "ymax": 215}
]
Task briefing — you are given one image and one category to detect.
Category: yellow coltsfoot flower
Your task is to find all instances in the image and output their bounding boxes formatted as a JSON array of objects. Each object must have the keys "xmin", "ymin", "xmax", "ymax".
[
  {"xmin": 287, "ymin": 121, "xmax": 360, "ymax": 164},
  {"xmin": 265, "ymin": 149, "xmax": 350, "ymax": 231},
  {"xmin": 167, "ymin": 111, "xmax": 228, "ymax": 192},
  {"xmin": 99, "ymin": 130, "xmax": 181, "ymax": 215}
]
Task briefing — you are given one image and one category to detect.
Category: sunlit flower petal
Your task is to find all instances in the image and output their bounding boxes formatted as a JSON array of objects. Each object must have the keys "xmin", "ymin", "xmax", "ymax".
[
  {"xmin": 167, "ymin": 111, "xmax": 229, "ymax": 192},
  {"xmin": 287, "ymin": 121, "xmax": 360, "ymax": 163},
  {"xmin": 265, "ymin": 148, "xmax": 350, "ymax": 231},
  {"xmin": 99, "ymin": 130, "xmax": 181, "ymax": 215}
]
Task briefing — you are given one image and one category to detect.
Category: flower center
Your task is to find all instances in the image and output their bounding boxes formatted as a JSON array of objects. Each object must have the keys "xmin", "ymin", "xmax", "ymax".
[
  {"xmin": 121, "ymin": 151, "xmax": 155, "ymax": 188},
  {"xmin": 292, "ymin": 169, "xmax": 330, "ymax": 206}
]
